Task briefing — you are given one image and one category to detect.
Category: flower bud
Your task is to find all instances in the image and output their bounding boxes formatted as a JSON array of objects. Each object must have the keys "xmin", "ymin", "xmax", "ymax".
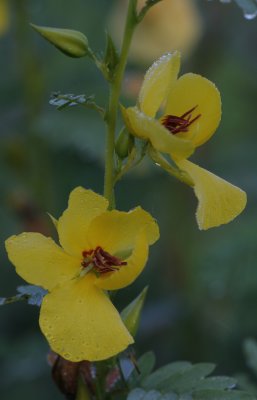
[
  {"xmin": 115, "ymin": 127, "xmax": 134, "ymax": 159},
  {"xmin": 30, "ymin": 24, "xmax": 89, "ymax": 58}
]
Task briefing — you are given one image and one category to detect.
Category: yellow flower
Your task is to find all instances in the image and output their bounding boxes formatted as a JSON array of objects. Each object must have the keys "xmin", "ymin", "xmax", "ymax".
[
  {"xmin": 0, "ymin": 0, "xmax": 9, "ymax": 36},
  {"xmin": 5, "ymin": 187, "xmax": 159, "ymax": 361},
  {"xmin": 123, "ymin": 52, "xmax": 247, "ymax": 230},
  {"xmin": 108, "ymin": 0, "xmax": 202, "ymax": 65}
]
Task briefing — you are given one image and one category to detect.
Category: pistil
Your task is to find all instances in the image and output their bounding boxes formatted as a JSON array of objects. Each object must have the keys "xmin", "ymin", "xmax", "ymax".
[{"xmin": 162, "ymin": 105, "xmax": 201, "ymax": 135}]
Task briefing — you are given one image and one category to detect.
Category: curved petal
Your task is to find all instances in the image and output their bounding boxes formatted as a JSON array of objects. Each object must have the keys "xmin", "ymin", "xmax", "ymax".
[
  {"xmin": 176, "ymin": 159, "xmax": 247, "ymax": 230},
  {"xmin": 39, "ymin": 273, "xmax": 133, "ymax": 362},
  {"xmin": 95, "ymin": 233, "xmax": 149, "ymax": 291},
  {"xmin": 138, "ymin": 51, "xmax": 181, "ymax": 117},
  {"xmin": 124, "ymin": 106, "xmax": 194, "ymax": 160},
  {"xmin": 58, "ymin": 187, "xmax": 109, "ymax": 257},
  {"xmin": 87, "ymin": 207, "xmax": 159, "ymax": 255},
  {"xmin": 165, "ymin": 73, "xmax": 221, "ymax": 147},
  {"xmin": 5, "ymin": 233, "xmax": 80, "ymax": 291}
]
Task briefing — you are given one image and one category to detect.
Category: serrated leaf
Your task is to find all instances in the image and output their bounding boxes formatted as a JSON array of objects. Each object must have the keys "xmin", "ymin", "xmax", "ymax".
[
  {"xmin": 142, "ymin": 362, "xmax": 192, "ymax": 391},
  {"xmin": 163, "ymin": 363, "xmax": 216, "ymax": 394},
  {"xmin": 192, "ymin": 389, "xmax": 255, "ymax": 400},
  {"xmin": 17, "ymin": 285, "xmax": 47, "ymax": 306},
  {"xmin": 194, "ymin": 376, "xmax": 237, "ymax": 391}
]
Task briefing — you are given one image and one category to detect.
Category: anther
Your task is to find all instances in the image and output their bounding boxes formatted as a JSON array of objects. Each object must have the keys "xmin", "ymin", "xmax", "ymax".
[
  {"xmin": 81, "ymin": 247, "xmax": 127, "ymax": 275},
  {"xmin": 162, "ymin": 105, "xmax": 201, "ymax": 135}
]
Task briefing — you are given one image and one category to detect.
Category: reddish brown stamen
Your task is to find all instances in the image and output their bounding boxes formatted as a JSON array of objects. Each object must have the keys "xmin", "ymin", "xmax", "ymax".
[
  {"xmin": 81, "ymin": 247, "xmax": 127, "ymax": 274},
  {"xmin": 162, "ymin": 105, "xmax": 201, "ymax": 135}
]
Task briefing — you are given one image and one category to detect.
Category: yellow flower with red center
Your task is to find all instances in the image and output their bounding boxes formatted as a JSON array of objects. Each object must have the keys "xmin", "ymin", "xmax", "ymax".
[
  {"xmin": 122, "ymin": 51, "xmax": 247, "ymax": 230},
  {"xmin": 5, "ymin": 187, "xmax": 159, "ymax": 361}
]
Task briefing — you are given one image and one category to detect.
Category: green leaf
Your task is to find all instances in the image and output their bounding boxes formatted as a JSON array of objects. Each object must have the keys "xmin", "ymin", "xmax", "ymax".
[
  {"xmin": 128, "ymin": 388, "xmax": 148, "ymax": 400},
  {"xmin": 194, "ymin": 376, "xmax": 237, "ymax": 391},
  {"xmin": 49, "ymin": 92, "xmax": 104, "ymax": 116},
  {"xmin": 128, "ymin": 389, "xmax": 163, "ymax": 400},
  {"xmin": 192, "ymin": 389, "xmax": 255, "ymax": 400},
  {"xmin": 129, "ymin": 352, "xmax": 156, "ymax": 387},
  {"xmin": 142, "ymin": 362, "xmax": 192, "ymax": 391},
  {"xmin": 121, "ymin": 286, "xmax": 148, "ymax": 337},
  {"xmin": 137, "ymin": 352, "xmax": 156, "ymax": 382},
  {"xmin": 162, "ymin": 363, "xmax": 216, "ymax": 394},
  {"xmin": 17, "ymin": 285, "xmax": 47, "ymax": 306},
  {"xmin": 235, "ymin": 373, "xmax": 257, "ymax": 396},
  {"xmin": 0, "ymin": 285, "xmax": 47, "ymax": 306}
]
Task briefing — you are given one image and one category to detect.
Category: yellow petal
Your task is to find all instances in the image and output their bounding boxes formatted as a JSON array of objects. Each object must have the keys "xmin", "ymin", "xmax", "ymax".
[
  {"xmin": 176, "ymin": 159, "xmax": 247, "ymax": 230},
  {"xmin": 87, "ymin": 206, "xmax": 159, "ymax": 255},
  {"xmin": 5, "ymin": 233, "xmax": 79, "ymax": 291},
  {"xmin": 39, "ymin": 273, "xmax": 133, "ymax": 362},
  {"xmin": 58, "ymin": 187, "xmax": 108, "ymax": 257},
  {"xmin": 138, "ymin": 51, "xmax": 181, "ymax": 117},
  {"xmin": 165, "ymin": 73, "xmax": 221, "ymax": 147},
  {"xmin": 96, "ymin": 233, "xmax": 149, "ymax": 291},
  {"xmin": 124, "ymin": 106, "xmax": 194, "ymax": 160}
]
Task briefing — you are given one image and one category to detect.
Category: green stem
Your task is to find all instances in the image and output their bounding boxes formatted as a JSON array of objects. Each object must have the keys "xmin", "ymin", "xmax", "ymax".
[
  {"xmin": 76, "ymin": 377, "xmax": 91, "ymax": 400},
  {"xmin": 103, "ymin": 0, "xmax": 138, "ymax": 208},
  {"xmin": 0, "ymin": 294, "xmax": 28, "ymax": 305},
  {"xmin": 148, "ymin": 146, "xmax": 194, "ymax": 187}
]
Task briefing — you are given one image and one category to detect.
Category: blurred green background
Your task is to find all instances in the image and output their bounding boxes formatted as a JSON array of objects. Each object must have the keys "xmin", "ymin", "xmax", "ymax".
[{"xmin": 0, "ymin": 0, "xmax": 257, "ymax": 398}]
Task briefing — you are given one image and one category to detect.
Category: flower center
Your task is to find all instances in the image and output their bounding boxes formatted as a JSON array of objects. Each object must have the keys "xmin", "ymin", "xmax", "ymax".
[
  {"xmin": 81, "ymin": 247, "xmax": 127, "ymax": 275},
  {"xmin": 162, "ymin": 105, "xmax": 201, "ymax": 135}
]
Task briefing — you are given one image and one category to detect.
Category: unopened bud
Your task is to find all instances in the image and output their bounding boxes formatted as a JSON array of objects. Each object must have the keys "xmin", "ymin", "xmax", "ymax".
[
  {"xmin": 115, "ymin": 127, "xmax": 134, "ymax": 159},
  {"xmin": 30, "ymin": 24, "xmax": 89, "ymax": 58}
]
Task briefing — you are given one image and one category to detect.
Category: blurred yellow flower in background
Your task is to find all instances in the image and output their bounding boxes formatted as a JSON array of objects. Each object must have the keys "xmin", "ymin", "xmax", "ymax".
[
  {"xmin": 0, "ymin": 0, "xmax": 9, "ymax": 36},
  {"xmin": 109, "ymin": 0, "xmax": 202, "ymax": 65},
  {"xmin": 122, "ymin": 52, "xmax": 247, "ymax": 230},
  {"xmin": 5, "ymin": 187, "xmax": 159, "ymax": 362}
]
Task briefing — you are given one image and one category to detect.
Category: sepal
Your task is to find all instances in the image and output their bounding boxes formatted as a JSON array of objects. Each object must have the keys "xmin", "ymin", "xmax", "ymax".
[{"xmin": 121, "ymin": 286, "xmax": 148, "ymax": 337}]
